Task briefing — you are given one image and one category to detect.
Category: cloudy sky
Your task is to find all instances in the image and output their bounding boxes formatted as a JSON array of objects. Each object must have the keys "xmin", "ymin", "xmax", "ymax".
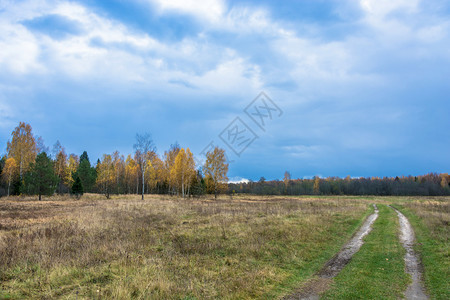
[{"xmin": 0, "ymin": 0, "xmax": 449, "ymax": 181}]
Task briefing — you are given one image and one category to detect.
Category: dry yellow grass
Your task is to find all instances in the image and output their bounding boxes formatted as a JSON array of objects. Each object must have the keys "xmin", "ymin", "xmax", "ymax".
[{"xmin": 1, "ymin": 194, "xmax": 370, "ymax": 299}]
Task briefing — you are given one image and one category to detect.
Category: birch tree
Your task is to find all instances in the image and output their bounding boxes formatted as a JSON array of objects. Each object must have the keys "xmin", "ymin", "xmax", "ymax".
[
  {"xmin": 171, "ymin": 148, "xmax": 196, "ymax": 198},
  {"xmin": 164, "ymin": 142, "xmax": 180, "ymax": 194},
  {"xmin": 133, "ymin": 133, "xmax": 156, "ymax": 200},
  {"xmin": 2, "ymin": 157, "xmax": 18, "ymax": 196},
  {"xmin": 96, "ymin": 154, "xmax": 115, "ymax": 199},
  {"xmin": 203, "ymin": 147, "xmax": 229, "ymax": 199},
  {"xmin": 54, "ymin": 146, "xmax": 69, "ymax": 193},
  {"xmin": 125, "ymin": 154, "xmax": 139, "ymax": 194},
  {"xmin": 6, "ymin": 122, "xmax": 37, "ymax": 179}
]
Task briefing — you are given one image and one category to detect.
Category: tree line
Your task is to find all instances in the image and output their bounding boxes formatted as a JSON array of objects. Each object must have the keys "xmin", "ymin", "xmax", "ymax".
[
  {"xmin": 0, "ymin": 122, "xmax": 229, "ymax": 200},
  {"xmin": 229, "ymin": 172, "xmax": 450, "ymax": 196},
  {"xmin": 1, "ymin": 122, "xmax": 448, "ymax": 199}
]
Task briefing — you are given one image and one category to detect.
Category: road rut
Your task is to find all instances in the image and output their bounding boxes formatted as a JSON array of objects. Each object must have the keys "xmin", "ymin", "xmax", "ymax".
[
  {"xmin": 285, "ymin": 204, "xmax": 379, "ymax": 300},
  {"xmin": 390, "ymin": 206, "xmax": 428, "ymax": 300}
]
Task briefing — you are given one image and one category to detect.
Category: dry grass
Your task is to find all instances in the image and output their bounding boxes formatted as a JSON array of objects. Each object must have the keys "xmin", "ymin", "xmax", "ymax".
[
  {"xmin": 0, "ymin": 194, "xmax": 370, "ymax": 299},
  {"xmin": 403, "ymin": 199, "xmax": 449, "ymax": 241}
]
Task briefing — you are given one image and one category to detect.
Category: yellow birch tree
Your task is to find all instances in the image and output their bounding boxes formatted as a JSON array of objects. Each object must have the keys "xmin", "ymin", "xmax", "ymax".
[
  {"xmin": 6, "ymin": 122, "xmax": 37, "ymax": 179},
  {"xmin": 96, "ymin": 154, "xmax": 115, "ymax": 198},
  {"xmin": 171, "ymin": 148, "xmax": 196, "ymax": 198},
  {"xmin": 54, "ymin": 147, "xmax": 69, "ymax": 193},
  {"xmin": 203, "ymin": 147, "xmax": 228, "ymax": 199},
  {"xmin": 2, "ymin": 157, "xmax": 18, "ymax": 196}
]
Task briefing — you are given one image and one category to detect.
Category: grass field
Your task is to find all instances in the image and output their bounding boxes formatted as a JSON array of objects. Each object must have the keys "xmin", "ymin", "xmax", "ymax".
[
  {"xmin": 397, "ymin": 199, "xmax": 450, "ymax": 300},
  {"xmin": 0, "ymin": 195, "xmax": 448, "ymax": 299},
  {"xmin": 321, "ymin": 204, "xmax": 410, "ymax": 299}
]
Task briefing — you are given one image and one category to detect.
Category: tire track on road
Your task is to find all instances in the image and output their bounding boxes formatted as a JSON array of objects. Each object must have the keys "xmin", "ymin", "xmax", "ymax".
[
  {"xmin": 390, "ymin": 206, "xmax": 428, "ymax": 300},
  {"xmin": 285, "ymin": 204, "xmax": 379, "ymax": 300}
]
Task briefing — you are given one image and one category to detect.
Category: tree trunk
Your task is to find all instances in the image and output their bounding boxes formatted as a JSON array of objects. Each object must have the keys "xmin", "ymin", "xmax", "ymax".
[
  {"xmin": 141, "ymin": 167, "xmax": 145, "ymax": 200},
  {"xmin": 7, "ymin": 179, "xmax": 11, "ymax": 197},
  {"xmin": 39, "ymin": 193, "xmax": 42, "ymax": 201},
  {"xmin": 136, "ymin": 176, "xmax": 139, "ymax": 194}
]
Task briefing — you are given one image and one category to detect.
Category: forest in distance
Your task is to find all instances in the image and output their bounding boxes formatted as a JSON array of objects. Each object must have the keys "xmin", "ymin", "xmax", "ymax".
[{"xmin": 0, "ymin": 122, "xmax": 449, "ymax": 199}]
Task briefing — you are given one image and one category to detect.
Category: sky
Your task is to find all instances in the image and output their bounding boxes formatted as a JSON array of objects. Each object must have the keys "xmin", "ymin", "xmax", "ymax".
[{"xmin": 0, "ymin": 0, "xmax": 449, "ymax": 181}]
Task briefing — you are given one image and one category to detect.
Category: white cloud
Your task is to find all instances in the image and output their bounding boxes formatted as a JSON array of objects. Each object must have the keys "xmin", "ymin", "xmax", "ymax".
[
  {"xmin": 228, "ymin": 177, "xmax": 249, "ymax": 184},
  {"xmin": 0, "ymin": 0, "xmax": 267, "ymax": 97},
  {"xmin": 1, "ymin": 0, "xmax": 449, "ymax": 106},
  {"xmin": 0, "ymin": 22, "xmax": 42, "ymax": 74},
  {"xmin": 360, "ymin": 0, "xmax": 419, "ymax": 18},
  {"xmin": 283, "ymin": 145, "xmax": 327, "ymax": 159},
  {"xmin": 149, "ymin": 0, "xmax": 226, "ymax": 23},
  {"xmin": 187, "ymin": 58, "xmax": 262, "ymax": 95}
]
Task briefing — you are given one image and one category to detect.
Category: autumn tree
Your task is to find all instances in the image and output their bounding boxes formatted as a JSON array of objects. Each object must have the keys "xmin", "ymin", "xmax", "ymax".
[
  {"xmin": 145, "ymin": 160, "xmax": 157, "ymax": 193},
  {"xmin": 163, "ymin": 142, "xmax": 180, "ymax": 194},
  {"xmin": 170, "ymin": 148, "xmax": 196, "ymax": 198},
  {"xmin": 133, "ymin": 133, "xmax": 156, "ymax": 200},
  {"xmin": 283, "ymin": 171, "xmax": 291, "ymax": 193},
  {"xmin": 7, "ymin": 122, "xmax": 37, "ymax": 179},
  {"xmin": 313, "ymin": 176, "xmax": 320, "ymax": 194},
  {"xmin": 52, "ymin": 140, "xmax": 63, "ymax": 158},
  {"xmin": 2, "ymin": 157, "xmax": 18, "ymax": 196},
  {"xmin": 54, "ymin": 143, "xmax": 69, "ymax": 194},
  {"xmin": 96, "ymin": 154, "xmax": 115, "ymax": 199},
  {"xmin": 0, "ymin": 156, "xmax": 5, "ymax": 196},
  {"xmin": 144, "ymin": 153, "xmax": 164, "ymax": 194},
  {"xmin": 125, "ymin": 154, "xmax": 139, "ymax": 194},
  {"xmin": 23, "ymin": 152, "xmax": 59, "ymax": 200},
  {"xmin": 203, "ymin": 147, "xmax": 229, "ymax": 199},
  {"xmin": 112, "ymin": 151, "xmax": 125, "ymax": 194},
  {"xmin": 35, "ymin": 136, "xmax": 49, "ymax": 154},
  {"xmin": 67, "ymin": 154, "xmax": 79, "ymax": 187},
  {"xmin": 151, "ymin": 155, "xmax": 165, "ymax": 193},
  {"xmin": 441, "ymin": 174, "xmax": 449, "ymax": 189}
]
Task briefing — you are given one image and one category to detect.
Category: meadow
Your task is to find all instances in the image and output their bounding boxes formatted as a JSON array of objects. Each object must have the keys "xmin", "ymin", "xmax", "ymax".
[{"xmin": 0, "ymin": 195, "xmax": 448, "ymax": 299}]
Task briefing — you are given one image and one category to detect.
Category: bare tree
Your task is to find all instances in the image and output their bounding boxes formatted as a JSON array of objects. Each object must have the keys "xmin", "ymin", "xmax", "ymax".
[{"xmin": 133, "ymin": 133, "xmax": 156, "ymax": 200}]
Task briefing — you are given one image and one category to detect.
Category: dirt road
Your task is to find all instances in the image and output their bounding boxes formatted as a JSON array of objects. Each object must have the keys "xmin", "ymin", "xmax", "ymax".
[
  {"xmin": 390, "ymin": 206, "xmax": 428, "ymax": 300},
  {"xmin": 285, "ymin": 204, "xmax": 379, "ymax": 299}
]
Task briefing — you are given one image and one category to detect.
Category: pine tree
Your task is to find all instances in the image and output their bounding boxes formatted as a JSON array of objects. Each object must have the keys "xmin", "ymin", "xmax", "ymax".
[
  {"xmin": 191, "ymin": 170, "xmax": 206, "ymax": 197},
  {"xmin": 23, "ymin": 152, "xmax": 59, "ymax": 200},
  {"xmin": 77, "ymin": 151, "xmax": 96, "ymax": 192},
  {"xmin": 71, "ymin": 174, "xmax": 83, "ymax": 198}
]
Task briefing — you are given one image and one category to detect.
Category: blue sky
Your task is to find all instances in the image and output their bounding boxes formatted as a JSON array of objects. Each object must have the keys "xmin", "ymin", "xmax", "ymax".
[{"xmin": 0, "ymin": 0, "xmax": 449, "ymax": 181}]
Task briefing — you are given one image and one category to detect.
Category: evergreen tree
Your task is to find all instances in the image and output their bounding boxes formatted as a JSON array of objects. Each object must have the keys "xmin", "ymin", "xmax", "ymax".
[
  {"xmin": 80, "ymin": 151, "xmax": 90, "ymax": 164},
  {"xmin": 0, "ymin": 156, "xmax": 5, "ymax": 176},
  {"xmin": 71, "ymin": 174, "xmax": 83, "ymax": 198},
  {"xmin": 191, "ymin": 170, "xmax": 206, "ymax": 197},
  {"xmin": 76, "ymin": 151, "xmax": 97, "ymax": 192},
  {"xmin": 0, "ymin": 156, "xmax": 5, "ymax": 197},
  {"xmin": 23, "ymin": 152, "xmax": 59, "ymax": 200}
]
